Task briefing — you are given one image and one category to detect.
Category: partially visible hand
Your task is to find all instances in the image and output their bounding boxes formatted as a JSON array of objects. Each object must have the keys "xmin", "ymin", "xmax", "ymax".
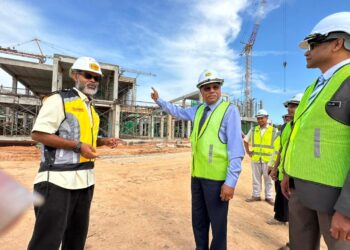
[
  {"xmin": 270, "ymin": 168, "xmax": 278, "ymax": 181},
  {"xmin": 151, "ymin": 87, "xmax": 159, "ymax": 101},
  {"xmin": 104, "ymin": 138, "xmax": 126, "ymax": 148},
  {"xmin": 330, "ymin": 211, "xmax": 350, "ymax": 241},
  {"xmin": 80, "ymin": 143, "xmax": 98, "ymax": 159},
  {"xmin": 220, "ymin": 184, "xmax": 235, "ymax": 202},
  {"xmin": 281, "ymin": 176, "xmax": 291, "ymax": 200}
]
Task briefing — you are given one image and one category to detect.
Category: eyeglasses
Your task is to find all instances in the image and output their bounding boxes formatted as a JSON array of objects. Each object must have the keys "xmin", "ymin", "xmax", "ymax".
[
  {"xmin": 79, "ymin": 71, "xmax": 102, "ymax": 82},
  {"xmin": 308, "ymin": 38, "xmax": 337, "ymax": 51},
  {"xmin": 202, "ymin": 84, "xmax": 220, "ymax": 92}
]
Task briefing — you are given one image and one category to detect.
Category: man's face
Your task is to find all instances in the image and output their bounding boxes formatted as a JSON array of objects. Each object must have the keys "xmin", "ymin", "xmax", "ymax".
[
  {"xmin": 257, "ymin": 116, "xmax": 268, "ymax": 127},
  {"xmin": 284, "ymin": 115, "xmax": 292, "ymax": 123},
  {"xmin": 73, "ymin": 71, "xmax": 101, "ymax": 96},
  {"xmin": 287, "ymin": 103, "xmax": 298, "ymax": 117},
  {"xmin": 304, "ymin": 38, "xmax": 338, "ymax": 70},
  {"xmin": 200, "ymin": 83, "xmax": 222, "ymax": 105}
]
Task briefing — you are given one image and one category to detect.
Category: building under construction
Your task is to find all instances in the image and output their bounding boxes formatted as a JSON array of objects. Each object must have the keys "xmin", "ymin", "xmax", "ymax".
[{"xmin": 0, "ymin": 54, "xmax": 256, "ymax": 144}]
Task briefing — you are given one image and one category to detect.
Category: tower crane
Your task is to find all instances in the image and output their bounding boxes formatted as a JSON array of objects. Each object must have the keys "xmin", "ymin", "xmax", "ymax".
[
  {"xmin": 0, "ymin": 38, "xmax": 48, "ymax": 63},
  {"xmin": 240, "ymin": 0, "xmax": 266, "ymax": 117}
]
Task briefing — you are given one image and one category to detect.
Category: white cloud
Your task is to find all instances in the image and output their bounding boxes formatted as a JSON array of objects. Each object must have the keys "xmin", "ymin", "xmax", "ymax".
[
  {"xmin": 253, "ymin": 70, "xmax": 298, "ymax": 94},
  {"xmin": 134, "ymin": 0, "xmax": 251, "ymax": 101},
  {"xmin": 0, "ymin": 0, "xmax": 284, "ymax": 102}
]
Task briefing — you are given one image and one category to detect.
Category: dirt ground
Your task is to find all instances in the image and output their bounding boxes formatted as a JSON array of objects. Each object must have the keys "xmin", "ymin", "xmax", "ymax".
[{"xmin": 0, "ymin": 144, "xmax": 326, "ymax": 250}]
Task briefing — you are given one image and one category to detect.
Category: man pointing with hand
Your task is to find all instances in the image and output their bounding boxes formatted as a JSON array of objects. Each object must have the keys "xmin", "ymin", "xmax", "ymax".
[{"xmin": 151, "ymin": 69, "xmax": 244, "ymax": 250}]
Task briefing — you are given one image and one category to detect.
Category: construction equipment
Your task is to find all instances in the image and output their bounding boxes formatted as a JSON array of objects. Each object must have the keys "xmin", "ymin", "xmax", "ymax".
[
  {"xmin": 0, "ymin": 38, "xmax": 47, "ymax": 63},
  {"xmin": 240, "ymin": 0, "xmax": 266, "ymax": 117}
]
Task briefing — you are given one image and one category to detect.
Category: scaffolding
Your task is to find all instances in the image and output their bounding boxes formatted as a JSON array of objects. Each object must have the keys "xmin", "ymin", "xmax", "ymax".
[{"xmin": 0, "ymin": 54, "xmax": 192, "ymax": 143}]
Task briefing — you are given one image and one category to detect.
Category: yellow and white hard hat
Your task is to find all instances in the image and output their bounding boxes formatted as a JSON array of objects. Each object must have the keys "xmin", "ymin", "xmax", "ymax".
[
  {"xmin": 299, "ymin": 12, "xmax": 350, "ymax": 50},
  {"xmin": 71, "ymin": 56, "xmax": 102, "ymax": 76},
  {"xmin": 256, "ymin": 109, "xmax": 269, "ymax": 117},
  {"xmin": 197, "ymin": 69, "xmax": 224, "ymax": 89},
  {"xmin": 283, "ymin": 93, "xmax": 303, "ymax": 107}
]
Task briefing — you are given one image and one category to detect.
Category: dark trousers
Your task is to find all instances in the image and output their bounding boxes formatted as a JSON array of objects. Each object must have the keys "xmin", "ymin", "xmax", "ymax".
[
  {"xmin": 289, "ymin": 190, "xmax": 350, "ymax": 250},
  {"xmin": 191, "ymin": 177, "xmax": 229, "ymax": 250},
  {"xmin": 28, "ymin": 182, "xmax": 94, "ymax": 250},
  {"xmin": 274, "ymin": 176, "xmax": 289, "ymax": 222}
]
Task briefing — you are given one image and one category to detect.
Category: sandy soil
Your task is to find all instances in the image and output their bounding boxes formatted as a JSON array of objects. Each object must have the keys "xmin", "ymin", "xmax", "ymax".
[{"xmin": 0, "ymin": 144, "xmax": 326, "ymax": 250}]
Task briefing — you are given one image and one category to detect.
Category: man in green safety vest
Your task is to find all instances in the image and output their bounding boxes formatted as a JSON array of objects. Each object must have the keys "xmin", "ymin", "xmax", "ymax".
[
  {"xmin": 244, "ymin": 109, "xmax": 280, "ymax": 206},
  {"xmin": 281, "ymin": 12, "xmax": 350, "ymax": 249},
  {"xmin": 151, "ymin": 69, "xmax": 244, "ymax": 250}
]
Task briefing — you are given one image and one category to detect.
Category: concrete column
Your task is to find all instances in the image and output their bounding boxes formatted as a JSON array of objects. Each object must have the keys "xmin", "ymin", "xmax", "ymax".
[
  {"xmin": 167, "ymin": 115, "xmax": 172, "ymax": 140},
  {"xmin": 160, "ymin": 116, "xmax": 164, "ymax": 138},
  {"xmin": 181, "ymin": 121, "xmax": 185, "ymax": 138},
  {"xmin": 139, "ymin": 119, "xmax": 143, "ymax": 136},
  {"xmin": 181, "ymin": 99, "xmax": 186, "ymax": 138},
  {"xmin": 52, "ymin": 57, "xmax": 63, "ymax": 91},
  {"xmin": 187, "ymin": 120, "xmax": 191, "ymax": 138},
  {"xmin": 113, "ymin": 67, "xmax": 119, "ymax": 100},
  {"xmin": 132, "ymin": 80, "xmax": 137, "ymax": 106},
  {"xmin": 150, "ymin": 116, "xmax": 154, "ymax": 138},
  {"xmin": 109, "ymin": 104, "xmax": 120, "ymax": 138},
  {"xmin": 172, "ymin": 119, "xmax": 175, "ymax": 139},
  {"xmin": 12, "ymin": 76, "xmax": 17, "ymax": 94}
]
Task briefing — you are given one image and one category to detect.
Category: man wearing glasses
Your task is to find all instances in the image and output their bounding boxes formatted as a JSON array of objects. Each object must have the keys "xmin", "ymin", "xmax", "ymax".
[
  {"xmin": 28, "ymin": 57, "xmax": 120, "ymax": 250},
  {"xmin": 282, "ymin": 12, "xmax": 350, "ymax": 249},
  {"xmin": 151, "ymin": 69, "xmax": 244, "ymax": 250}
]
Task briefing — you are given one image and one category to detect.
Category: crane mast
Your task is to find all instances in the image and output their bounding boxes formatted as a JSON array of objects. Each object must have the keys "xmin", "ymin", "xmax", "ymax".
[{"xmin": 241, "ymin": 0, "xmax": 266, "ymax": 117}]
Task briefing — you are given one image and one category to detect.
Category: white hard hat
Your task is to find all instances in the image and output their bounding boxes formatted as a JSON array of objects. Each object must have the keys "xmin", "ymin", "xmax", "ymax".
[
  {"xmin": 256, "ymin": 109, "xmax": 268, "ymax": 117},
  {"xmin": 197, "ymin": 69, "xmax": 224, "ymax": 89},
  {"xmin": 283, "ymin": 93, "xmax": 303, "ymax": 107},
  {"xmin": 71, "ymin": 57, "xmax": 102, "ymax": 76},
  {"xmin": 299, "ymin": 12, "xmax": 350, "ymax": 49}
]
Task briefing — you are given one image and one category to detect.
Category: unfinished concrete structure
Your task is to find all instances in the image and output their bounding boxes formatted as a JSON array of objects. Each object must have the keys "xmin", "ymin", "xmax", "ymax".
[
  {"xmin": 0, "ymin": 54, "xmax": 135, "ymax": 140},
  {"xmin": 0, "ymin": 53, "xmax": 257, "ymax": 144}
]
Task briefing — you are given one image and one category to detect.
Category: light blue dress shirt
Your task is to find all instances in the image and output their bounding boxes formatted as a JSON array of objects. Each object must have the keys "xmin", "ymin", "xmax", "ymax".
[{"xmin": 156, "ymin": 97, "xmax": 245, "ymax": 188}]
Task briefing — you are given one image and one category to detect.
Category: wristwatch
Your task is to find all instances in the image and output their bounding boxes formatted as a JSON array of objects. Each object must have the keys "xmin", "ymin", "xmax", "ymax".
[{"xmin": 73, "ymin": 142, "xmax": 82, "ymax": 153}]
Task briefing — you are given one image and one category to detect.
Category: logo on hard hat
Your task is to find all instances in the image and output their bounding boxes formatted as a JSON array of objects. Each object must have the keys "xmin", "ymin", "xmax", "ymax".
[
  {"xmin": 205, "ymin": 72, "xmax": 212, "ymax": 77},
  {"xmin": 89, "ymin": 63, "xmax": 100, "ymax": 71}
]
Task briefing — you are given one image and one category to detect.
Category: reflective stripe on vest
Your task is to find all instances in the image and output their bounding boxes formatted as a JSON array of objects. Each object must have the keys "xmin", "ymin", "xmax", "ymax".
[
  {"xmin": 284, "ymin": 64, "xmax": 350, "ymax": 187},
  {"xmin": 40, "ymin": 89, "xmax": 100, "ymax": 172},
  {"xmin": 190, "ymin": 101, "xmax": 230, "ymax": 181}
]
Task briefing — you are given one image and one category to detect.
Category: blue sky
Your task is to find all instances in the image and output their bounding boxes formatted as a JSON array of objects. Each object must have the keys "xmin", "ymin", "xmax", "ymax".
[{"xmin": 0, "ymin": 0, "xmax": 348, "ymax": 123}]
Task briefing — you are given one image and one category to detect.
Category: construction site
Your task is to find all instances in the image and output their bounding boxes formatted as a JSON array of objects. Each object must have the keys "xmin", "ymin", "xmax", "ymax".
[
  {"xmin": 0, "ymin": 0, "xmax": 294, "ymax": 249},
  {"xmin": 0, "ymin": 51, "xmax": 258, "ymax": 146}
]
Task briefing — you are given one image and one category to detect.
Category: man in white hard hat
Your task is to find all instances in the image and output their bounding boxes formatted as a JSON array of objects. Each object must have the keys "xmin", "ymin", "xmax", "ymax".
[
  {"xmin": 151, "ymin": 69, "xmax": 244, "ymax": 250},
  {"xmin": 282, "ymin": 12, "xmax": 350, "ymax": 249},
  {"xmin": 244, "ymin": 109, "xmax": 279, "ymax": 206},
  {"xmin": 267, "ymin": 93, "xmax": 302, "ymax": 250},
  {"xmin": 28, "ymin": 57, "xmax": 121, "ymax": 250}
]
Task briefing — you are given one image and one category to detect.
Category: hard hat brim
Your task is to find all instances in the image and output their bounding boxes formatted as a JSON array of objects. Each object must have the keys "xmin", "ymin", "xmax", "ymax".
[{"xmin": 197, "ymin": 79, "xmax": 224, "ymax": 89}]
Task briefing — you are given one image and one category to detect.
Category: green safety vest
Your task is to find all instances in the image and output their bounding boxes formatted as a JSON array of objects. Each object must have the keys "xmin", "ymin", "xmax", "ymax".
[
  {"xmin": 190, "ymin": 101, "xmax": 230, "ymax": 181},
  {"xmin": 284, "ymin": 64, "xmax": 350, "ymax": 187},
  {"xmin": 251, "ymin": 126, "xmax": 279, "ymax": 163},
  {"xmin": 278, "ymin": 122, "xmax": 292, "ymax": 181}
]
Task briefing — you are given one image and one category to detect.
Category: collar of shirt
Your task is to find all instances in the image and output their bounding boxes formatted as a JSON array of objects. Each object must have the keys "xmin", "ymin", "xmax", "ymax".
[
  {"xmin": 203, "ymin": 97, "xmax": 223, "ymax": 111},
  {"xmin": 259, "ymin": 124, "xmax": 270, "ymax": 130},
  {"xmin": 322, "ymin": 58, "xmax": 350, "ymax": 81},
  {"xmin": 73, "ymin": 87, "xmax": 91, "ymax": 104}
]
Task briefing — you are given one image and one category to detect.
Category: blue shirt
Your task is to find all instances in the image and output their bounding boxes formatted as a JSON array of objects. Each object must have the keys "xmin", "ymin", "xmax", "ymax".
[{"xmin": 156, "ymin": 97, "xmax": 245, "ymax": 188}]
